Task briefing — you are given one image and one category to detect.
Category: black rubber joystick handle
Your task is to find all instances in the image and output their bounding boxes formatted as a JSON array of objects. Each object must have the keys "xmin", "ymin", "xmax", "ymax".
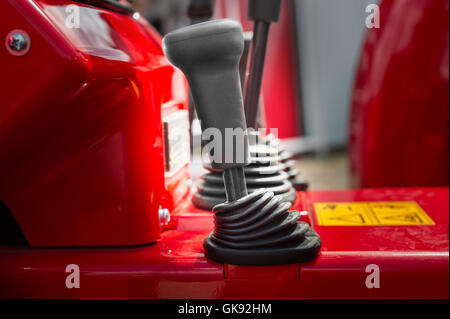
[{"xmin": 163, "ymin": 19, "xmax": 250, "ymax": 201}]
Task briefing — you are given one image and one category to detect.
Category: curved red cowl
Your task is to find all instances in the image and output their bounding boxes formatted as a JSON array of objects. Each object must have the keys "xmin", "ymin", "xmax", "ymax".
[
  {"xmin": 350, "ymin": 0, "xmax": 449, "ymax": 188},
  {"xmin": 0, "ymin": 0, "xmax": 189, "ymax": 246}
]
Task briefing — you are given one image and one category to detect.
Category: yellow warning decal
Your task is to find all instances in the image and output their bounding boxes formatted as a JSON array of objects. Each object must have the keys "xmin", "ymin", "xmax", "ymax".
[{"xmin": 314, "ymin": 201, "xmax": 434, "ymax": 226}]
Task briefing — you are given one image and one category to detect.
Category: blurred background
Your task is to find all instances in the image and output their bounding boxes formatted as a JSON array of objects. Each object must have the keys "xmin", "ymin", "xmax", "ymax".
[{"xmin": 129, "ymin": 0, "xmax": 449, "ymax": 191}]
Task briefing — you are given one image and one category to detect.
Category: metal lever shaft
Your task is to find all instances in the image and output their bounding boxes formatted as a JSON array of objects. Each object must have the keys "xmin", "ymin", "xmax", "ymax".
[{"xmin": 244, "ymin": 0, "xmax": 282, "ymax": 128}]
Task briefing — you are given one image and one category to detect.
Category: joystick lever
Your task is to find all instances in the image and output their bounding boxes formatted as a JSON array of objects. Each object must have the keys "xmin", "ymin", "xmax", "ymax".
[
  {"xmin": 163, "ymin": 19, "xmax": 321, "ymax": 266},
  {"xmin": 163, "ymin": 19, "xmax": 249, "ymax": 202},
  {"xmin": 245, "ymin": 0, "xmax": 282, "ymax": 128}
]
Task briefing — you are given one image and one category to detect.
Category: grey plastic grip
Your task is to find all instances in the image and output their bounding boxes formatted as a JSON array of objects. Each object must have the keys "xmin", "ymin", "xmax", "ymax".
[{"xmin": 163, "ymin": 19, "xmax": 249, "ymax": 170}]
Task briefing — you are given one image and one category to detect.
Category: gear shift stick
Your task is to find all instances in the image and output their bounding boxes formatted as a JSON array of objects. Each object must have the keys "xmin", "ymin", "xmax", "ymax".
[
  {"xmin": 163, "ymin": 19, "xmax": 249, "ymax": 202},
  {"xmin": 244, "ymin": 0, "xmax": 282, "ymax": 128},
  {"xmin": 244, "ymin": 0, "xmax": 309, "ymax": 191},
  {"xmin": 185, "ymin": 10, "xmax": 298, "ymax": 211},
  {"xmin": 163, "ymin": 19, "xmax": 321, "ymax": 265}
]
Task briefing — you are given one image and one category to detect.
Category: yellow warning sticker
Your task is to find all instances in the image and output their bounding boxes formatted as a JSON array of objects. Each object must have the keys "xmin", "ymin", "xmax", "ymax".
[{"xmin": 315, "ymin": 201, "xmax": 434, "ymax": 226}]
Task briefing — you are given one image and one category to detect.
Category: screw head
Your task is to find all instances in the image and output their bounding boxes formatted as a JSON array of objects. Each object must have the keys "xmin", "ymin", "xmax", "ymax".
[
  {"xmin": 5, "ymin": 30, "xmax": 31, "ymax": 56},
  {"xmin": 158, "ymin": 206, "xmax": 171, "ymax": 228}
]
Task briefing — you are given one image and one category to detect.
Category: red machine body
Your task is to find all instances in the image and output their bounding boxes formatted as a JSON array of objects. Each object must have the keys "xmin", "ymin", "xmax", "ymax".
[
  {"xmin": 0, "ymin": 0, "xmax": 448, "ymax": 299},
  {"xmin": 350, "ymin": 0, "xmax": 449, "ymax": 188},
  {"xmin": 0, "ymin": 0, "xmax": 189, "ymax": 246},
  {"xmin": 0, "ymin": 188, "xmax": 447, "ymax": 298}
]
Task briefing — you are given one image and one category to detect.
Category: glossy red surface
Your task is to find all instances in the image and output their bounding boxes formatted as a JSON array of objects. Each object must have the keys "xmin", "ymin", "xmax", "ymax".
[
  {"xmin": 0, "ymin": 188, "xmax": 447, "ymax": 298},
  {"xmin": 0, "ymin": 0, "xmax": 448, "ymax": 299},
  {"xmin": 0, "ymin": 0, "xmax": 189, "ymax": 246},
  {"xmin": 350, "ymin": 0, "xmax": 449, "ymax": 188},
  {"xmin": 310, "ymin": 188, "xmax": 449, "ymax": 252}
]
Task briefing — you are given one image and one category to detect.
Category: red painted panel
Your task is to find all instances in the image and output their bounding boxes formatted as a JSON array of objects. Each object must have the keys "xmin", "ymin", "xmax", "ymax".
[
  {"xmin": 350, "ymin": 0, "xmax": 449, "ymax": 188},
  {"xmin": 0, "ymin": 189, "xmax": 447, "ymax": 298},
  {"xmin": 0, "ymin": 0, "xmax": 189, "ymax": 246},
  {"xmin": 262, "ymin": 0, "xmax": 302, "ymax": 138},
  {"xmin": 300, "ymin": 251, "xmax": 448, "ymax": 299},
  {"xmin": 309, "ymin": 188, "xmax": 449, "ymax": 252}
]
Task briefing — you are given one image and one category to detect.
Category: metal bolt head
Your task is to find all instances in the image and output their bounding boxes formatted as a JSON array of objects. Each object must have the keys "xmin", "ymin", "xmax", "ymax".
[
  {"xmin": 158, "ymin": 206, "xmax": 171, "ymax": 228},
  {"xmin": 5, "ymin": 30, "xmax": 31, "ymax": 56}
]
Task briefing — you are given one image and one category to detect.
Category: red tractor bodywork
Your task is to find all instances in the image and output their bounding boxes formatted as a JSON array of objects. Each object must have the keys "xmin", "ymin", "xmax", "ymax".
[
  {"xmin": 0, "ymin": 0, "xmax": 189, "ymax": 247},
  {"xmin": 0, "ymin": 188, "xmax": 448, "ymax": 298},
  {"xmin": 0, "ymin": 0, "xmax": 448, "ymax": 299},
  {"xmin": 350, "ymin": 0, "xmax": 449, "ymax": 188}
]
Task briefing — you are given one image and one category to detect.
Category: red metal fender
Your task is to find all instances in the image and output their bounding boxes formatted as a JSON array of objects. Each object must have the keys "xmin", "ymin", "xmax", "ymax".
[
  {"xmin": 350, "ymin": 0, "xmax": 449, "ymax": 188},
  {"xmin": 0, "ymin": 0, "xmax": 189, "ymax": 247}
]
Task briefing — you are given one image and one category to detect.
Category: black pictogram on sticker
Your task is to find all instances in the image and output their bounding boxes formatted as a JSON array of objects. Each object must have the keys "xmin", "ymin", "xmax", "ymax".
[
  {"xmin": 381, "ymin": 213, "xmax": 424, "ymax": 224},
  {"xmin": 329, "ymin": 213, "xmax": 366, "ymax": 224}
]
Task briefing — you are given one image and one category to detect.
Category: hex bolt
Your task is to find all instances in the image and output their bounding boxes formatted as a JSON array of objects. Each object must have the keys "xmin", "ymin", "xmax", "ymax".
[
  {"xmin": 158, "ymin": 206, "xmax": 171, "ymax": 228},
  {"xmin": 5, "ymin": 30, "xmax": 31, "ymax": 56}
]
